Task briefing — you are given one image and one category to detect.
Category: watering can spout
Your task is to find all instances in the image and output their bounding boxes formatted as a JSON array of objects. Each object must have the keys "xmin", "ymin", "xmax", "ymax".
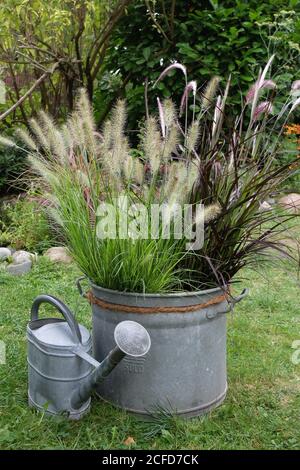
[{"xmin": 70, "ymin": 321, "xmax": 151, "ymax": 410}]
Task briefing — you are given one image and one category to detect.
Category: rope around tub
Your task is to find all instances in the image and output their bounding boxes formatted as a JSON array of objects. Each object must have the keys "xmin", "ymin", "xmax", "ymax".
[{"xmin": 86, "ymin": 290, "xmax": 229, "ymax": 314}]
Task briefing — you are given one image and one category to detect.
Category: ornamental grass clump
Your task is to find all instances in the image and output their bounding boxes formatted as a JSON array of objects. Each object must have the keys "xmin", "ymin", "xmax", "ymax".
[{"xmin": 3, "ymin": 55, "xmax": 300, "ymax": 292}]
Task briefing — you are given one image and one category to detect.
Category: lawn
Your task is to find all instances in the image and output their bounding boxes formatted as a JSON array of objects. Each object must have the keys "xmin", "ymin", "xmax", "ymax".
[{"xmin": 0, "ymin": 258, "xmax": 299, "ymax": 450}]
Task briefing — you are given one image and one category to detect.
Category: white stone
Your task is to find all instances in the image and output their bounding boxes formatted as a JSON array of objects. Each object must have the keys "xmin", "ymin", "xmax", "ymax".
[
  {"xmin": 0, "ymin": 247, "xmax": 11, "ymax": 261},
  {"xmin": 12, "ymin": 250, "xmax": 34, "ymax": 264},
  {"xmin": 278, "ymin": 193, "xmax": 300, "ymax": 213},
  {"xmin": 44, "ymin": 247, "xmax": 72, "ymax": 264},
  {"xmin": 259, "ymin": 201, "xmax": 272, "ymax": 212},
  {"xmin": 6, "ymin": 260, "xmax": 32, "ymax": 276}
]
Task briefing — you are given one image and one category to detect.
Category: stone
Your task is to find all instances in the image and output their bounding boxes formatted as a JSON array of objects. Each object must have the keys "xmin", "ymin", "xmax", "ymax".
[
  {"xmin": 266, "ymin": 197, "xmax": 276, "ymax": 205},
  {"xmin": 278, "ymin": 193, "xmax": 300, "ymax": 213},
  {"xmin": 0, "ymin": 247, "xmax": 12, "ymax": 261},
  {"xmin": 12, "ymin": 250, "xmax": 34, "ymax": 264},
  {"xmin": 6, "ymin": 260, "xmax": 32, "ymax": 276},
  {"xmin": 44, "ymin": 246, "xmax": 72, "ymax": 264},
  {"xmin": 279, "ymin": 238, "xmax": 299, "ymax": 252},
  {"xmin": 259, "ymin": 201, "xmax": 272, "ymax": 212}
]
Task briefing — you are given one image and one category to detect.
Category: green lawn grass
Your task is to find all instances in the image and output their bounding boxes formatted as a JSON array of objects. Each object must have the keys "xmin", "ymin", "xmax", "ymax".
[{"xmin": 0, "ymin": 258, "xmax": 299, "ymax": 450}]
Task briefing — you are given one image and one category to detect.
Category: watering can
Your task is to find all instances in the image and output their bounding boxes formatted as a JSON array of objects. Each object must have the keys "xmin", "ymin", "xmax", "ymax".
[{"xmin": 27, "ymin": 295, "xmax": 151, "ymax": 419}]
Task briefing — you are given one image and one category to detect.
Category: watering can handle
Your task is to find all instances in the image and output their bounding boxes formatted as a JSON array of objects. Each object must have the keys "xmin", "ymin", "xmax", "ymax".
[{"xmin": 31, "ymin": 295, "xmax": 82, "ymax": 344}]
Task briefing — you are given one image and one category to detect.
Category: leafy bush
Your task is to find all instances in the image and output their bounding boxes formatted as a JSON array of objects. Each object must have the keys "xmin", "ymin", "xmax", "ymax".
[
  {"xmin": 270, "ymin": 123, "xmax": 300, "ymax": 191},
  {"xmin": 94, "ymin": 0, "xmax": 300, "ymax": 130},
  {"xmin": 0, "ymin": 197, "xmax": 56, "ymax": 252},
  {"xmin": 0, "ymin": 141, "xmax": 27, "ymax": 194},
  {"xmin": 0, "ymin": 0, "xmax": 131, "ymax": 127}
]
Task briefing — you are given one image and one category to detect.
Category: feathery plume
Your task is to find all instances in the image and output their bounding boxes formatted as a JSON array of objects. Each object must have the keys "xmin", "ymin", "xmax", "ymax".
[
  {"xmin": 163, "ymin": 99, "xmax": 177, "ymax": 129},
  {"xmin": 68, "ymin": 114, "xmax": 87, "ymax": 149},
  {"xmin": 172, "ymin": 161, "xmax": 198, "ymax": 204},
  {"xmin": 253, "ymin": 101, "xmax": 273, "ymax": 120},
  {"xmin": 15, "ymin": 128, "xmax": 38, "ymax": 151},
  {"xmin": 212, "ymin": 95, "xmax": 222, "ymax": 138},
  {"xmin": 75, "ymin": 89, "xmax": 97, "ymax": 153},
  {"xmin": 186, "ymin": 121, "xmax": 200, "ymax": 153},
  {"xmin": 194, "ymin": 203, "xmax": 222, "ymax": 226},
  {"xmin": 123, "ymin": 155, "xmax": 134, "ymax": 181},
  {"xmin": 143, "ymin": 117, "xmax": 162, "ymax": 174},
  {"xmin": 102, "ymin": 119, "xmax": 113, "ymax": 153},
  {"xmin": 250, "ymin": 55, "xmax": 275, "ymax": 120},
  {"xmin": 111, "ymin": 99, "xmax": 126, "ymax": 141},
  {"xmin": 134, "ymin": 159, "xmax": 144, "ymax": 185},
  {"xmin": 162, "ymin": 163, "xmax": 178, "ymax": 200},
  {"xmin": 187, "ymin": 163, "xmax": 198, "ymax": 192},
  {"xmin": 28, "ymin": 155, "xmax": 58, "ymax": 186},
  {"xmin": 289, "ymin": 96, "xmax": 300, "ymax": 114},
  {"xmin": 162, "ymin": 125, "xmax": 179, "ymax": 159},
  {"xmin": 154, "ymin": 62, "xmax": 187, "ymax": 87},
  {"xmin": 39, "ymin": 111, "xmax": 66, "ymax": 158},
  {"xmin": 201, "ymin": 76, "xmax": 220, "ymax": 110},
  {"xmin": 163, "ymin": 161, "xmax": 188, "ymax": 204},
  {"xmin": 0, "ymin": 136, "xmax": 17, "ymax": 147},
  {"xmin": 291, "ymin": 80, "xmax": 300, "ymax": 91},
  {"xmin": 61, "ymin": 124, "xmax": 74, "ymax": 149},
  {"xmin": 246, "ymin": 79, "xmax": 276, "ymax": 104},
  {"xmin": 170, "ymin": 161, "xmax": 190, "ymax": 204},
  {"xmin": 110, "ymin": 99, "xmax": 128, "ymax": 175},
  {"xmin": 30, "ymin": 118, "xmax": 51, "ymax": 150},
  {"xmin": 157, "ymin": 97, "xmax": 166, "ymax": 138},
  {"xmin": 180, "ymin": 80, "xmax": 197, "ymax": 115}
]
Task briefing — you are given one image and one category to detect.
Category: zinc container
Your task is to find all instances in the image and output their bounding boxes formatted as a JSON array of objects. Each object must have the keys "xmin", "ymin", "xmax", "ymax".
[{"xmin": 81, "ymin": 282, "xmax": 247, "ymax": 418}]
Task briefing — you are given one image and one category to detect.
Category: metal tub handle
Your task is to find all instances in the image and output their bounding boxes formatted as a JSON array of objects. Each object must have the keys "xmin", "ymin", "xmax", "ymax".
[{"xmin": 206, "ymin": 288, "xmax": 249, "ymax": 319}]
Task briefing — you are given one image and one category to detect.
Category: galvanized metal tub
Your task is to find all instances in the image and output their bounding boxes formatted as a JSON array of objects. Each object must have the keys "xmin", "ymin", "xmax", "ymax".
[{"xmin": 83, "ymin": 282, "xmax": 248, "ymax": 418}]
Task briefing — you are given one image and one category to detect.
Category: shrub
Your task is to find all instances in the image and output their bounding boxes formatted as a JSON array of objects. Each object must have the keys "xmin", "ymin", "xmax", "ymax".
[
  {"xmin": 0, "ymin": 196, "xmax": 56, "ymax": 252},
  {"xmin": 0, "ymin": 141, "xmax": 27, "ymax": 195},
  {"xmin": 280, "ymin": 124, "xmax": 300, "ymax": 190},
  {"xmin": 94, "ymin": 1, "xmax": 300, "ymax": 130}
]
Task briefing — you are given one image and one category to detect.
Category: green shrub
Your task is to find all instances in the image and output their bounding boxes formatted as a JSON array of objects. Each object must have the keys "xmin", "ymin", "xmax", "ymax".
[
  {"xmin": 0, "ymin": 141, "xmax": 27, "ymax": 195},
  {"xmin": 278, "ymin": 125, "xmax": 300, "ymax": 191},
  {"xmin": 94, "ymin": 1, "xmax": 300, "ymax": 130},
  {"xmin": 0, "ymin": 197, "xmax": 56, "ymax": 252}
]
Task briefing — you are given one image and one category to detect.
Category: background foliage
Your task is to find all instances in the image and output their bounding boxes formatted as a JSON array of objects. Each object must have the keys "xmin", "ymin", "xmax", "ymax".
[
  {"xmin": 0, "ymin": 141, "xmax": 26, "ymax": 194},
  {"xmin": 94, "ymin": 0, "xmax": 300, "ymax": 130},
  {"xmin": 0, "ymin": 0, "xmax": 130, "ymax": 128},
  {"xmin": 0, "ymin": 196, "xmax": 55, "ymax": 252}
]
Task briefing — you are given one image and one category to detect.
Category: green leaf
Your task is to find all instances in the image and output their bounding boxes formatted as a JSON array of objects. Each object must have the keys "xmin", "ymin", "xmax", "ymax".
[{"xmin": 143, "ymin": 46, "xmax": 151, "ymax": 61}]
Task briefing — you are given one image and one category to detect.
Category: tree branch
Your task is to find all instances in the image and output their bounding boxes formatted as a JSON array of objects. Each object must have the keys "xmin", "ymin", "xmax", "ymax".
[
  {"xmin": 145, "ymin": 0, "xmax": 172, "ymax": 44},
  {"xmin": 0, "ymin": 63, "xmax": 59, "ymax": 122}
]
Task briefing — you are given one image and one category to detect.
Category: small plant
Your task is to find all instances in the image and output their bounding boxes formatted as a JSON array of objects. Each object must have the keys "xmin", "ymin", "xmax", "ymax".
[
  {"xmin": 0, "ymin": 196, "xmax": 55, "ymax": 253},
  {"xmin": 3, "ymin": 56, "xmax": 300, "ymax": 292}
]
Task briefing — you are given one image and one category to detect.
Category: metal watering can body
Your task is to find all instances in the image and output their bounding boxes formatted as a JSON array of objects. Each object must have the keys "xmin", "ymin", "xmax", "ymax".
[{"xmin": 27, "ymin": 295, "xmax": 151, "ymax": 419}]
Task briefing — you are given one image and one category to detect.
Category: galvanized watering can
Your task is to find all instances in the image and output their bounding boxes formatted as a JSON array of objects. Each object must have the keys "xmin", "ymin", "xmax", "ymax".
[{"xmin": 27, "ymin": 294, "xmax": 151, "ymax": 419}]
